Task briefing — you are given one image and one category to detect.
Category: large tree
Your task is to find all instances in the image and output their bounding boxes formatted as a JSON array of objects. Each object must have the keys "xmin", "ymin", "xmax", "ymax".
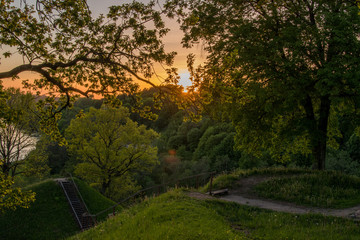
[
  {"xmin": 0, "ymin": 88, "xmax": 37, "ymax": 212},
  {"xmin": 65, "ymin": 106, "xmax": 159, "ymax": 196},
  {"xmin": 0, "ymin": 88, "xmax": 40, "ymax": 177},
  {"xmin": 0, "ymin": 0, "xmax": 178, "ymax": 140},
  {"xmin": 166, "ymin": 0, "xmax": 360, "ymax": 169}
]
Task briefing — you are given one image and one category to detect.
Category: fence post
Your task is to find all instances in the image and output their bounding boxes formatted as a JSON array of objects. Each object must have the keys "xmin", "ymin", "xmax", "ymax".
[
  {"xmin": 209, "ymin": 173, "xmax": 214, "ymax": 195},
  {"xmin": 196, "ymin": 176, "xmax": 199, "ymax": 189},
  {"xmin": 113, "ymin": 206, "xmax": 115, "ymax": 216}
]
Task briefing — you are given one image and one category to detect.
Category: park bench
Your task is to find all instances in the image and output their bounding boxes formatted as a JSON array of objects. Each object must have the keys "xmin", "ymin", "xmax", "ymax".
[{"xmin": 208, "ymin": 188, "xmax": 228, "ymax": 196}]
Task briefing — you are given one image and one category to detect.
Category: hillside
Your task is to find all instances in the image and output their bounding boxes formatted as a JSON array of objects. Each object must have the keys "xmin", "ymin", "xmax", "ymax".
[
  {"xmin": 69, "ymin": 189, "xmax": 360, "ymax": 240},
  {"xmin": 3, "ymin": 170, "xmax": 360, "ymax": 239},
  {"xmin": 0, "ymin": 178, "xmax": 116, "ymax": 240}
]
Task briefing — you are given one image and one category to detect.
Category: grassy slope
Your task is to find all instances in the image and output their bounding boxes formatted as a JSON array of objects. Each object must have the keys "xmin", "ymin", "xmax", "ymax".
[
  {"xmin": 0, "ymin": 180, "xmax": 78, "ymax": 240},
  {"xmin": 69, "ymin": 190, "xmax": 360, "ymax": 240},
  {"xmin": 208, "ymin": 200, "xmax": 360, "ymax": 240},
  {"xmin": 0, "ymin": 178, "xmax": 118, "ymax": 240},
  {"xmin": 254, "ymin": 171, "xmax": 360, "ymax": 208},
  {"xmin": 202, "ymin": 168, "xmax": 360, "ymax": 208},
  {"xmin": 73, "ymin": 178, "xmax": 118, "ymax": 221},
  {"xmin": 201, "ymin": 167, "xmax": 312, "ymax": 192},
  {"xmin": 69, "ymin": 190, "xmax": 245, "ymax": 240}
]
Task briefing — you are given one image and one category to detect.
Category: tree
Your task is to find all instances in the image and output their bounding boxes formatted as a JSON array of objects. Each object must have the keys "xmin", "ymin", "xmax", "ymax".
[
  {"xmin": 0, "ymin": 166, "xmax": 35, "ymax": 213},
  {"xmin": 0, "ymin": 88, "xmax": 39, "ymax": 177},
  {"xmin": 166, "ymin": 0, "xmax": 360, "ymax": 169},
  {"xmin": 0, "ymin": 88, "xmax": 41, "ymax": 212},
  {"xmin": 65, "ymin": 106, "xmax": 159, "ymax": 196},
  {"xmin": 193, "ymin": 122, "xmax": 240, "ymax": 171},
  {"xmin": 0, "ymin": 0, "xmax": 178, "ymax": 141}
]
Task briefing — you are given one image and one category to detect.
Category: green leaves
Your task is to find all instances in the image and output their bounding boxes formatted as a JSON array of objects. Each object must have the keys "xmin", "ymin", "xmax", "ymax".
[
  {"xmin": 66, "ymin": 105, "xmax": 159, "ymax": 197},
  {"xmin": 168, "ymin": 0, "xmax": 360, "ymax": 168},
  {"xmin": 0, "ymin": 1, "xmax": 176, "ymax": 134},
  {"xmin": 0, "ymin": 168, "xmax": 36, "ymax": 213}
]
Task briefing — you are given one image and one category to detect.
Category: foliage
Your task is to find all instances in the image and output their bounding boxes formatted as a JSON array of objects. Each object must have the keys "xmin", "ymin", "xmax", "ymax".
[
  {"xmin": 0, "ymin": 0, "xmax": 177, "ymax": 142},
  {"xmin": 255, "ymin": 172, "xmax": 360, "ymax": 208},
  {"xmin": 0, "ymin": 89, "xmax": 40, "ymax": 212},
  {"xmin": 326, "ymin": 133, "xmax": 360, "ymax": 176},
  {"xmin": 154, "ymin": 112, "xmax": 241, "ymax": 184},
  {"xmin": 238, "ymin": 152, "xmax": 272, "ymax": 170},
  {"xmin": 0, "ymin": 88, "xmax": 39, "ymax": 177},
  {"xmin": 66, "ymin": 106, "xmax": 159, "ymax": 197},
  {"xmin": 0, "ymin": 169, "xmax": 35, "ymax": 213},
  {"xmin": 0, "ymin": 85, "xmax": 12, "ymax": 127},
  {"xmin": 326, "ymin": 149, "xmax": 360, "ymax": 176},
  {"xmin": 35, "ymin": 134, "xmax": 69, "ymax": 175},
  {"xmin": 193, "ymin": 122, "xmax": 240, "ymax": 171},
  {"xmin": 21, "ymin": 146, "xmax": 50, "ymax": 178},
  {"xmin": 166, "ymin": 0, "xmax": 360, "ymax": 170}
]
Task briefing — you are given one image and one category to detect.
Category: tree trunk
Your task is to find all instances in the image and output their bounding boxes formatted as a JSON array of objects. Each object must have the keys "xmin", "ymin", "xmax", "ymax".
[
  {"xmin": 1, "ymin": 162, "xmax": 11, "ymax": 177},
  {"xmin": 101, "ymin": 179, "xmax": 111, "ymax": 195},
  {"xmin": 312, "ymin": 96, "xmax": 331, "ymax": 170}
]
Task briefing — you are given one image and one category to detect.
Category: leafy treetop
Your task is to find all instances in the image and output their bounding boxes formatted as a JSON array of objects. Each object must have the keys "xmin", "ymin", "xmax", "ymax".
[
  {"xmin": 165, "ymin": 0, "xmax": 360, "ymax": 169},
  {"xmin": 0, "ymin": 0, "xmax": 179, "ymax": 142}
]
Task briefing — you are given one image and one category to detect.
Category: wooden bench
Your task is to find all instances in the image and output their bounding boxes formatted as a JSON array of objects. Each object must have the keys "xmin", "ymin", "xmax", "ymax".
[{"xmin": 208, "ymin": 188, "xmax": 228, "ymax": 196}]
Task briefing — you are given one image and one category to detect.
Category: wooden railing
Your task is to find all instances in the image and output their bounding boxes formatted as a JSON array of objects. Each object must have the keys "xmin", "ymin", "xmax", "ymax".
[{"xmin": 89, "ymin": 171, "xmax": 216, "ymax": 222}]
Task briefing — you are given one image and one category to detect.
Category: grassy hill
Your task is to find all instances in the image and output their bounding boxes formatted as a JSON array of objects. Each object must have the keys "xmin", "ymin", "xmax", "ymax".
[
  {"xmin": 0, "ymin": 178, "xmax": 116, "ymax": 240},
  {"xmin": 3, "ymin": 169, "xmax": 360, "ymax": 240},
  {"xmin": 69, "ymin": 189, "xmax": 360, "ymax": 240},
  {"xmin": 203, "ymin": 168, "xmax": 360, "ymax": 209}
]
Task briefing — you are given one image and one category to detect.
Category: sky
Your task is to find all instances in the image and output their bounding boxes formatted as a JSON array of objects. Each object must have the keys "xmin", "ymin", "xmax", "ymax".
[{"xmin": 1, "ymin": 0, "xmax": 206, "ymax": 92}]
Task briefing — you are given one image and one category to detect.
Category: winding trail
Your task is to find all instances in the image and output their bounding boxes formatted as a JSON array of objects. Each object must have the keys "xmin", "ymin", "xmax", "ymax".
[
  {"xmin": 194, "ymin": 175, "xmax": 360, "ymax": 219},
  {"xmin": 221, "ymin": 194, "xmax": 360, "ymax": 218}
]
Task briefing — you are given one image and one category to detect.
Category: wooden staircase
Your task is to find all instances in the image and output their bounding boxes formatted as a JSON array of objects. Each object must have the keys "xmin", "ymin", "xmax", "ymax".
[{"xmin": 58, "ymin": 179, "xmax": 94, "ymax": 230}]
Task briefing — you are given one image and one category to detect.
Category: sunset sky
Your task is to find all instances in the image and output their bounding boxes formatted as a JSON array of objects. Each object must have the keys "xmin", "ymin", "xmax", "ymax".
[{"xmin": 0, "ymin": 0, "xmax": 206, "ymax": 92}]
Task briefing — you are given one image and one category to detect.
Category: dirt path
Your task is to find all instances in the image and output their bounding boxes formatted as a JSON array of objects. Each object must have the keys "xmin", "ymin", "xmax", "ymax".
[
  {"xmin": 221, "ymin": 194, "xmax": 360, "ymax": 218},
  {"xmin": 209, "ymin": 175, "xmax": 360, "ymax": 219}
]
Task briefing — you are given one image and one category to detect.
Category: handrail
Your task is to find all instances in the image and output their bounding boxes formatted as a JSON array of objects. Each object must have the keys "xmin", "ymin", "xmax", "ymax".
[
  {"xmin": 66, "ymin": 172, "xmax": 95, "ymax": 224},
  {"xmin": 91, "ymin": 183, "xmax": 167, "ymax": 217},
  {"xmin": 59, "ymin": 180, "xmax": 84, "ymax": 229},
  {"xmin": 67, "ymin": 172, "xmax": 92, "ymax": 214},
  {"xmin": 90, "ymin": 171, "xmax": 216, "ymax": 218}
]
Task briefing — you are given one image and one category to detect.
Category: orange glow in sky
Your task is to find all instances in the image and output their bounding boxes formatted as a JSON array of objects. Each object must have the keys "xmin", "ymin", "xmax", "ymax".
[{"xmin": 0, "ymin": 0, "xmax": 206, "ymax": 94}]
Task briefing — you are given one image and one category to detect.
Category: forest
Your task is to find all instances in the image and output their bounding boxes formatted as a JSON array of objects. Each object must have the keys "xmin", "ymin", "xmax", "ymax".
[
  {"xmin": 0, "ymin": 0, "xmax": 360, "ymax": 238},
  {"xmin": 2, "ymin": 85, "xmax": 360, "ymax": 204}
]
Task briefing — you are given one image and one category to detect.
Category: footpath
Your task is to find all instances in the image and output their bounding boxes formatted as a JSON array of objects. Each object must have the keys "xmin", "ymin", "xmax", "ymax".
[
  {"xmin": 190, "ymin": 175, "xmax": 360, "ymax": 219},
  {"xmin": 219, "ymin": 175, "xmax": 360, "ymax": 219},
  {"xmin": 221, "ymin": 194, "xmax": 360, "ymax": 218}
]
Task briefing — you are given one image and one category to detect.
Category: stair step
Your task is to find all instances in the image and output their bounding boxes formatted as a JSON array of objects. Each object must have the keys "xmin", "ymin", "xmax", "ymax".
[{"xmin": 59, "ymin": 179, "xmax": 94, "ymax": 230}]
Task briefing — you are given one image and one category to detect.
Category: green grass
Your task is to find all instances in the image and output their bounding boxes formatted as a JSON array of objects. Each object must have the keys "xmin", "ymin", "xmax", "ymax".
[
  {"xmin": 73, "ymin": 178, "xmax": 119, "ymax": 221},
  {"xmin": 207, "ymin": 200, "xmax": 360, "ymax": 240},
  {"xmin": 4, "ymin": 169, "xmax": 360, "ymax": 239},
  {"xmin": 202, "ymin": 167, "xmax": 360, "ymax": 208},
  {"xmin": 201, "ymin": 167, "xmax": 311, "ymax": 192},
  {"xmin": 69, "ymin": 190, "xmax": 246, "ymax": 240},
  {"xmin": 0, "ymin": 180, "xmax": 78, "ymax": 240},
  {"xmin": 255, "ymin": 171, "xmax": 360, "ymax": 208},
  {"xmin": 69, "ymin": 189, "xmax": 360, "ymax": 240},
  {"xmin": 0, "ymin": 178, "xmax": 120, "ymax": 240}
]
